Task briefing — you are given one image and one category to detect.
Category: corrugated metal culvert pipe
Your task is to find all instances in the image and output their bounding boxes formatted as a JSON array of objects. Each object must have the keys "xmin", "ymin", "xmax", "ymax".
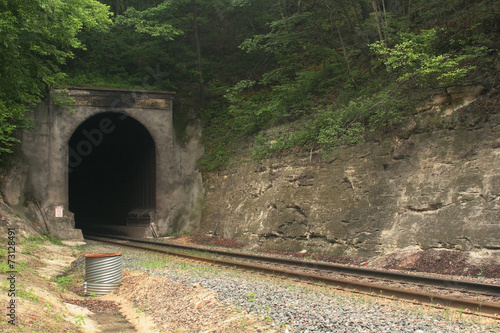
[{"xmin": 83, "ymin": 253, "xmax": 122, "ymax": 296}]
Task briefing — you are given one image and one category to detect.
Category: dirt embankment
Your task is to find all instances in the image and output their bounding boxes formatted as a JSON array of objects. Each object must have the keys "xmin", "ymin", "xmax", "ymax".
[{"xmin": 0, "ymin": 198, "xmax": 278, "ymax": 332}]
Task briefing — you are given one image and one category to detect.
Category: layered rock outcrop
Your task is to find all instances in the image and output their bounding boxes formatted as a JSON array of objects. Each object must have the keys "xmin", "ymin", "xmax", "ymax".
[{"xmin": 200, "ymin": 86, "xmax": 500, "ymax": 256}]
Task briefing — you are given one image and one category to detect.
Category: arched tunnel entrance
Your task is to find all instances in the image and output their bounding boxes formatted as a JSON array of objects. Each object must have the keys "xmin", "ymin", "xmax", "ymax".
[{"xmin": 68, "ymin": 112, "xmax": 156, "ymax": 232}]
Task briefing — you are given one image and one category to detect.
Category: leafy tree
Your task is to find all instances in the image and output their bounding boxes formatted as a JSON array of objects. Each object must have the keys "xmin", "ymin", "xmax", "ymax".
[
  {"xmin": 225, "ymin": 0, "xmax": 375, "ymax": 134},
  {"xmin": 370, "ymin": 28, "xmax": 492, "ymax": 87},
  {"xmin": 119, "ymin": 2, "xmax": 182, "ymax": 40},
  {"xmin": 0, "ymin": 0, "xmax": 111, "ymax": 157},
  {"xmin": 57, "ymin": 0, "xmax": 499, "ymax": 170},
  {"xmin": 99, "ymin": 0, "xmax": 161, "ymax": 15}
]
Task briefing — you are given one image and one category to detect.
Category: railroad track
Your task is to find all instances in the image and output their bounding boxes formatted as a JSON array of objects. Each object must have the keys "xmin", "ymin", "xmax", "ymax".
[{"xmin": 84, "ymin": 234, "xmax": 500, "ymax": 318}]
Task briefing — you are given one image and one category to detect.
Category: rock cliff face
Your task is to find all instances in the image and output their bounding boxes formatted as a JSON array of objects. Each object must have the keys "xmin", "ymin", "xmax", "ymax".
[{"xmin": 200, "ymin": 86, "xmax": 500, "ymax": 257}]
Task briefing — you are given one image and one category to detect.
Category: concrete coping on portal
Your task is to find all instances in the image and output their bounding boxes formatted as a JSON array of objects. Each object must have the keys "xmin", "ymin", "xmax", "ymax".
[
  {"xmin": 55, "ymin": 85, "xmax": 176, "ymax": 96},
  {"xmin": 51, "ymin": 86, "xmax": 176, "ymax": 109}
]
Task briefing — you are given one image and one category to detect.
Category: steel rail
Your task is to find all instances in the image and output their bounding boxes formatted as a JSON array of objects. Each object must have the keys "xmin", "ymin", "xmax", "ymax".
[
  {"xmin": 85, "ymin": 233, "xmax": 500, "ymax": 295},
  {"xmin": 85, "ymin": 235, "xmax": 500, "ymax": 318}
]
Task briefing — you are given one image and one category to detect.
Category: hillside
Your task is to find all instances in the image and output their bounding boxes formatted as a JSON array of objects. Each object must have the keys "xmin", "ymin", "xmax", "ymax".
[
  {"xmin": 0, "ymin": 0, "xmax": 499, "ymax": 253},
  {"xmin": 200, "ymin": 84, "xmax": 500, "ymax": 258},
  {"xmin": 1, "ymin": 0, "xmax": 499, "ymax": 168}
]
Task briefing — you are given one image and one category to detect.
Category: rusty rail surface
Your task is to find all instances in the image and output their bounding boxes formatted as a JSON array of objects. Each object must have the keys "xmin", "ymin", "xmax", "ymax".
[{"xmin": 85, "ymin": 234, "xmax": 500, "ymax": 318}]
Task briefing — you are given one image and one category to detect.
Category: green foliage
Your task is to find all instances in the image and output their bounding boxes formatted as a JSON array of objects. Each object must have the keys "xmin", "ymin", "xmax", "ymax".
[
  {"xmin": 45, "ymin": 234, "xmax": 64, "ymax": 246},
  {"xmin": 317, "ymin": 88, "xmax": 406, "ymax": 152},
  {"xmin": 39, "ymin": 0, "xmax": 499, "ymax": 171},
  {"xmin": 24, "ymin": 234, "xmax": 64, "ymax": 246},
  {"xmin": 199, "ymin": 116, "xmax": 235, "ymax": 171},
  {"xmin": 251, "ymin": 87, "xmax": 408, "ymax": 158},
  {"xmin": 370, "ymin": 28, "xmax": 492, "ymax": 87},
  {"xmin": 119, "ymin": 3, "xmax": 183, "ymax": 41},
  {"xmin": 0, "ymin": 103, "xmax": 30, "ymax": 155},
  {"xmin": 51, "ymin": 90, "xmax": 77, "ymax": 114},
  {"xmin": 21, "ymin": 234, "xmax": 64, "ymax": 256},
  {"xmin": 74, "ymin": 315, "xmax": 86, "ymax": 327},
  {"xmin": 214, "ymin": 0, "xmax": 376, "ymax": 160},
  {"xmin": 52, "ymin": 275, "xmax": 74, "ymax": 291},
  {"xmin": 66, "ymin": 0, "xmax": 263, "ymax": 91},
  {"xmin": 225, "ymin": 69, "xmax": 325, "ymax": 137},
  {"xmin": 141, "ymin": 258, "xmax": 169, "ymax": 269},
  {"xmin": 198, "ymin": 86, "xmax": 235, "ymax": 171},
  {"xmin": 0, "ymin": 0, "xmax": 112, "ymax": 159},
  {"xmin": 252, "ymin": 121, "xmax": 317, "ymax": 159},
  {"xmin": 17, "ymin": 287, "xmax": 39, "ymax": 302},
  {"xmin": 0, "ymin": 256, "xmax": 10, "ymax": 273},
  {"xmin": 317, "ymin": 105, "xmax": 366, "ymax": 150}
]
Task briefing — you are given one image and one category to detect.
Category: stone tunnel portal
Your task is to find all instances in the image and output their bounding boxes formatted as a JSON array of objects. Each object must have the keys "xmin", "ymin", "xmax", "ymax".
[{"xmin": 68, "ymin": 112, "xmax": 156, "ymax": 231}]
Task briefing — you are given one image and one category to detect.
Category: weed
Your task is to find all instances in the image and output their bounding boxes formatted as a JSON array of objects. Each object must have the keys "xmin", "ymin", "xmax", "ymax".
[
  {"xmin": 23, "ymin": 234, "xmax": 63, "ymax": 246},
  {"xmin": 442, "ymin": 307, "xmax": 451, "ymax": 321},
  {"xmin": 132, "ymin": 251, "xmax": 174, "ymax": 270},
  {"xmin": 248, "ymin": 292, "xmax": 256, "ymax": 302},
  {"xmin": 21, "ymin": 234, "xmax": 64, "ymax": 255},
  {"xmin": 0, "ymin": 281, "xmax": 8, "ymax": 292},
  {"xmin": 74, "ymin": 244, "xmax": 84, "ymax": 252},
  {"xmin": 52, "ymin": 275, "xmax": 73, "ymax": 291},
  {"xmin": 457, "ymin": 307, "xmax": 464, "ymax": 319},
  {"xmin": 179, "ymin": 262, "xmax": 191, "ymax": 270},
  {"xmin": 17, "ymin": 287, "xmax": 39, "ymax": 302},
  {"xmin": 0, "ymin": 261, "xmax": 10, "ymax": 273},
  {"xmin": 166, "ymin": 230, "xmax": 190, "ymax": 237},
  {"xmin": 74, "ymin": 315, "xmax": 85, "ymax": 327},
  {"xmin": 44, "ymin": 234, "xmax": 64, "ymax": 246}
]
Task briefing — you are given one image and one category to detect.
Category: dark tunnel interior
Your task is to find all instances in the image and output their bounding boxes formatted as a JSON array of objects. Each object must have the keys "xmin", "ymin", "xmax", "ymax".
[{"xmin": 69, "ymin": 112, "xmax": 156, "ymax": 230}]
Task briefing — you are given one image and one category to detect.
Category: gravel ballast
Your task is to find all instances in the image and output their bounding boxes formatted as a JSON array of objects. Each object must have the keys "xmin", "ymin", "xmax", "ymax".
[{"xmin": 77, "ymin": 242, "xmax": 499, "ymax": 333}]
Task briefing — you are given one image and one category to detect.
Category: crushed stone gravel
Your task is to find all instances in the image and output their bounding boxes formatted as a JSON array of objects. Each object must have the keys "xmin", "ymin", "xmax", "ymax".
[{"xmin": 77, "ymin": 242, "xmax": 499, "ymax": 333}]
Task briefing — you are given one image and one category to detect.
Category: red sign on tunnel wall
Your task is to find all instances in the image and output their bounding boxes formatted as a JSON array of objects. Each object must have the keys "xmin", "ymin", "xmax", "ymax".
[{"xmin": 55, "ymin": 206, "xmax": 64, "ymax": 218}]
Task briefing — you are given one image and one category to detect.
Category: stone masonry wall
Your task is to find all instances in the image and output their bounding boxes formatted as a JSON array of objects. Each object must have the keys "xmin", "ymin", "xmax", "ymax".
[{"xmin": 1, "ymin": 87, "xmax": 204, "ymax": 239}]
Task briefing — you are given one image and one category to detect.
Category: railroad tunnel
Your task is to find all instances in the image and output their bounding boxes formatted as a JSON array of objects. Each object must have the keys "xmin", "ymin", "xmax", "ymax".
[{"xmin": 68, "ymin": 112, "xmax": 156, "ymax": 232}]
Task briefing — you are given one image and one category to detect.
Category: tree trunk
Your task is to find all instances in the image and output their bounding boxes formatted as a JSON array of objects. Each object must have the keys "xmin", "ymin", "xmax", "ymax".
[
  {"xmin": 337, "ymin": 25, "xmax": 356, "ymax": 89},
  {"xmin": 381, "ymin": 0, "xmax": 390, "ymax": 42},
  {"xmin": 372, "ymin": 0, "xmax": 385, "ymax": 43}
]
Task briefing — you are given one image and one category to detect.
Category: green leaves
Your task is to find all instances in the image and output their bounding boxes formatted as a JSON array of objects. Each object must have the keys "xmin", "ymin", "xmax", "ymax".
[
  {"xmin": 0, "ymin": 103, "xmax": 24, "ymax": 155},
  {"xmin": 317, "ymin": 88, "xmax": 406, "ymax": 152},
  {"xmin": 0, "ymin": 0, "xmax": 112, "ymax": 159},
  {"xmin": 370, "ymin": 28, "xmax": 491, "ymax": 87},
  {"xmin": 120, "ymin": 4, "xmax": 183, "ymax": 41}
]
